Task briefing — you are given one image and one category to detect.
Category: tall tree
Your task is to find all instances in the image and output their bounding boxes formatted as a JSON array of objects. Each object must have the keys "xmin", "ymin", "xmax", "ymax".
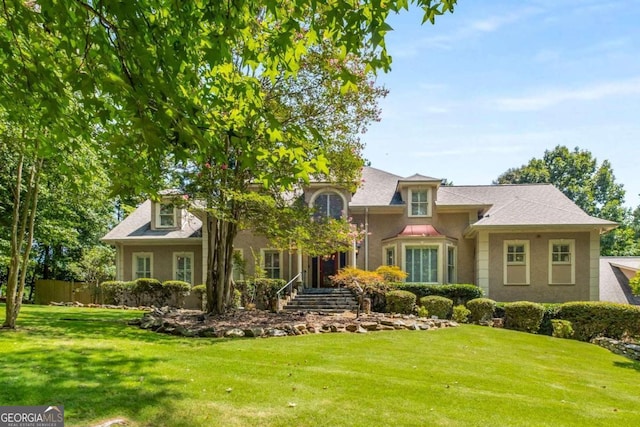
[
  {"xmin": 1, "ymin": 0, "xmax": 457, "ymax": 319},
  {"xmin": 495, "ymin": 145, "xmax": 638, "ymax": 256}
]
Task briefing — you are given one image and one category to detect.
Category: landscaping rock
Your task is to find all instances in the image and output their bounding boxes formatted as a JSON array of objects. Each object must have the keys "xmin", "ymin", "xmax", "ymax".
[{"xmin": 224, "ymin": 328, "xmax": 245, "ymax": 338}]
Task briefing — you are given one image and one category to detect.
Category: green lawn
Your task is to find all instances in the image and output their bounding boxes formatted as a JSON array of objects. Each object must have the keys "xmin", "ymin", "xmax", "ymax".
[{"xmin": 1, "ymin": 305, "xmax": 639, "ymax": 426}]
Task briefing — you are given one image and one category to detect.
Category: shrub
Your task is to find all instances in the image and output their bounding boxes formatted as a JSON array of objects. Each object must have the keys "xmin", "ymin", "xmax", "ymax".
[
  {"xmin": 466, "ymin": 298, "xmax": 496, "ymax": 323},
  {"xmin": 416, "ymin": 306, "xmax": 429, "ymax": 318},
  {"xmin": 132, "ymin": 278, "xmax": 163, "ymax": 306},
  {"xmin": 504, "ymin": 301, "xmax": 545, "ymax": 333},
  {"xmin": 162, "ymin": 280, "xmax": 191, "ymax": 307},
  {"xmin": 419, "ymin": 296, "xmax": 453, "ymax": 319},
  {"xmin": 392, "ymin": 283, "xmax": 482, "ymax": 305},
  {"xmin": 385, "ymin": 290, "xmax": 416, "ymax": 314},
  {"xmin": 234, "ymin": 280, "xmax": 257, "ymax": 307},
  {"xmin": 538, "ymin": 304, "xmax": 561, "ymax": 336},
  {"xmin": 494, "ymin": 303, "xmax": 506, "ymax": 319},
  {"xmin": 254, "ymin": 278, "xmax": 286, "ymax": 311},
  {"xmin": 192, "ymin": 284, "xmax": 206, "ymax": 310},
  {"xmin": 629, "ymin": 271, "xmax": 640, "ymax": 296},
  {"xmin": 551, "ymin": 319, "xmax": 574, "ymax": 339},
  {"xmin": 374, "ymin": 265, "xmax": 408, "ymax": 282},
  {"xmin": 99, "ymin": 281, "xmax": 133, "ymax": 305},
  {"xmin": 331, "ymin": 267, "xmax": 390, "ymax": 312},
  {"xmin": 453, "ymin": 304, "xmax": 471, "ymax": 323},
  {"xmin": 555, "ymin": 302, "xmax": 640, "ymax": 341}
]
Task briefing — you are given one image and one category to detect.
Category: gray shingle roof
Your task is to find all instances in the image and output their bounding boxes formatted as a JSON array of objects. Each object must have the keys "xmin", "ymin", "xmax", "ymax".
[
  {"xmin": 350, "ymin": 167, "xmax": 404, "ymax": 206},
  {"xmin": 102, "ymin": 200, "xmax": 202, "ymax": 242},
  {"xmin": 599, "ymin": 257, "xmax": 640, "ymax": 304}
]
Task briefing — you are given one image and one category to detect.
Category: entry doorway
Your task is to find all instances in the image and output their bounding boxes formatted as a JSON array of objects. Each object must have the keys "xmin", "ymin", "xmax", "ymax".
[{"xmin": 311, "ymin": 252, "xmax": 347, "ymax": 287}]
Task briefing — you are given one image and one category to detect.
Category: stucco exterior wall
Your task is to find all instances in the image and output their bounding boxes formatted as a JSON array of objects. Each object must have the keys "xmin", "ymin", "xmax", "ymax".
[
  {"xmin": 487, "ymin": 232, "xmax": 592, "ymax": 302},
  {"xmin": 122, "ymin": 243, "xmax": 203, "ymax": 285},
  {"xmin": 233, "ymin": 230, "xmax": 295, "ymax": 280}
]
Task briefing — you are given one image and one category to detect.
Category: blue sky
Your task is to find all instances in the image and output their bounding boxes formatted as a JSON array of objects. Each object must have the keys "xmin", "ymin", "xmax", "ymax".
[{"xmin": 363, "ymin": 0, "xmax": 640, "ymax": 209}]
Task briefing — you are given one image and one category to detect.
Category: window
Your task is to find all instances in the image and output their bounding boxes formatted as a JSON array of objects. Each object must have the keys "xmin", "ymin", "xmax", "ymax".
[
  {"xmin": 313, "ymin": 192, "xmax": 344, "ymax": 220},
  {"xmin": 549, "ymin": 240, "xmax": 575, "ymax": 284},
  {"xmin": 133, "ymin": 253, "xmax": 153, "ymax": 279},
  {"xmin": 174, "ymin": 252, "xmax": 193, "ymax": 283},
  {"xmin": 447, "ymin": 246, "xmax": 457, "ymax": 284},
  {"xmin": 384, "ymin": 246, "xmax": 396, "ymax": 266},
  {"xmin": 405, "ymin": 246, "xmax": 438, "ymax": 283},
  {"xmin": 504, "ymin": 240, "xmax": 529, "ymax": 285},
  {"xmin": 157, "ymin": 203, "xmax": 176, "ymax": 228},
  {"xmin": 409, "ymin": 189, "xmax": 430, "ymax": 217},
  {"xmin": 262, "ymin": 250, "xmax": 281, "ymax": 279}
]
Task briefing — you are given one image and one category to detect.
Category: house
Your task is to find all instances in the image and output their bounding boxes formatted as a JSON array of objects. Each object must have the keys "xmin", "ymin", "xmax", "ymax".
[
  {"xmin": 102, "ymin": 166, "xmax": 617, "ymax": 303},
  {"xmin": 599, "ymin": 257, "xmax": 640, "ymax": 305}
]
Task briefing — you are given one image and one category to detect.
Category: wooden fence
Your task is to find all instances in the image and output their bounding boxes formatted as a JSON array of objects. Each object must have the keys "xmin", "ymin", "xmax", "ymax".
[{"xmin": 34, "ymin": 280, "xmax": 94, "ymax": 305}]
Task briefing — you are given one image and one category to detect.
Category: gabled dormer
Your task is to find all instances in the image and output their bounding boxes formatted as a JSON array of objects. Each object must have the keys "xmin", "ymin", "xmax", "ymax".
[
  {"xmin": 151, "ymin": 190, "xmax": 185, "ymax": 231},
  {"xmin": 396, "ymin": 174, "xmax": 441, "ymax": 218}
]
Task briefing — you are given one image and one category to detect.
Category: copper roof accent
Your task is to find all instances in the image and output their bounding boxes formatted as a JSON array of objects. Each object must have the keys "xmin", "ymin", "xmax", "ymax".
[{"xmin": 398, "ymin": 224, "xmax": 443, "ymax": 237}]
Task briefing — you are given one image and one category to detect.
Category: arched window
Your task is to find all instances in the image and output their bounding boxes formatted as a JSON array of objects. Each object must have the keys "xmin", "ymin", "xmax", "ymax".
[{"xmin": 313, "ymin": 192, "xmax": 344, "ymax": 220}]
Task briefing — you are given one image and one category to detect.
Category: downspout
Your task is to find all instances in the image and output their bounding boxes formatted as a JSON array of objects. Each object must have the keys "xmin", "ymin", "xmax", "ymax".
[{"xmin": 365, "ymin": 207, "xmax": 369, "ymax": 271}]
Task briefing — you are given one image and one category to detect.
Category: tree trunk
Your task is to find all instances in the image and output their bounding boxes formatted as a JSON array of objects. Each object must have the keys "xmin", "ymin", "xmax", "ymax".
[
  {"xmin": 3, "ymin": 154, "xmax": 42, "ymax": 329},
  {"xmin": 205, "ymin": 212, "xmax": 238, "ymax": 314}
]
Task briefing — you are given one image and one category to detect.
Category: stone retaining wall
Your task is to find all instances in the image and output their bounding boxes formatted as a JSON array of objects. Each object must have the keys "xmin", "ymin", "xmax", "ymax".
[{"xmin": 592, "ymin": 337, "xmax": 640, "ymax": 361}]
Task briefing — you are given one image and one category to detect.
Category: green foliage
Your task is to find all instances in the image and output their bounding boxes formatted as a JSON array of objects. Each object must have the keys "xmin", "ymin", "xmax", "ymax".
[
  {"xmin": 132, "ymin": 278, "xmax": 164, "ymax": 306},
  {"xmin": 538, "ymin": 304, "xmax": 561, "ymax": 336},
  {"xmin": 392, "ymin": 283, "xmax": 482, "ymax": 305},
  {"xmin": 253, "ymin": 279, "xmax": 287, "ymax": 311},
  {"xmin": 419, "ymin": 296, "xmax": 453, "ymax": 319},
  {"xmin": 69, "ymin": 246, "xmax": 116, "ymax": 285},
  {"xmin": 374, "ymin": 265, "xmax": 408, "ymax": 282},
  {"xmin": 330, "ymin": 267, "xmax": 390, "ymax": 311},
  {"xmin": 551, "ymin": 320, "xmax": 575, "ymax": 339},
  {"xmin": 504, "ymin": 302, "xmax": 545, "ymax": 334},
  {"xmin": 99, "ymin": 281, "xmax": 134, "ymax": 306},
  {"xmin": 416, "ymin": 306, "xmax": 429, "ymax": 318},
  {"xmin": 629, "ymin": 271, "xmax": 640, "ymax": 296},
  {"xmin": 466, "ymin": 298, "xmax": 496, "ymax": 323},
  {"xmin": 385, "ymin": 290, "xmax": 416, "ymax": 314},
  {"xmin": 452, "ymin": 304, "xmax": 471, "ymax": 323},
  {"xmin": 555, "ymin": 302, "xmax": 640, "ymax": 341},
  {"xmin": 162, "ymin": 280, "xmax": 191, "ymax": 307},
  {"xmin": 191, "ymin": 284, "xmax": 206, "ymax": 297}
]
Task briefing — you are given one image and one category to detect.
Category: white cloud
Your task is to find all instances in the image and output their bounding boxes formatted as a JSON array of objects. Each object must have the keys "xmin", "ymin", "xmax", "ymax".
[{"xmin": 495, "ymin": 77, "xmax": 640, "ymax": 111}]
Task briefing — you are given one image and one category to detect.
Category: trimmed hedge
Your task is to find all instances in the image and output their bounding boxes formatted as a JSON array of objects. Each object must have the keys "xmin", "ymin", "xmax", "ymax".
[
  {"xmin": 254, "ymin": 278, "xmax": 286, "ymax": 311},
  {"xmin": 453, "ymin": 304, "xmax": 471, "ymax": 323},
  {"xmin": 504, "ymin": 301, "xmax": 545, "ymax": 333},
  {"xmin": 555, "ymin": 302, "xmax": 640, "ymax": 341},
  {"xmin": 385, "ymin": 290, "xmax": 416, "ymax": 314},
  {"xmin": 466, "ymin": 298, "xmax": 496, "ymax": 323},
  {"xmin": 392, "ymin": 283, "xmax": 482, "ymax": 305},
  {"xmin": 419, "ymin": 295, "xmax": 453, "ymax": 319},
  {"xmin": 162, "ymin": 280, "xmax": 191, "ymax": 307},
  {"xmin": 551, "ymin": 319, "xmax": 574, "ymax": 339},
  {"xmin": 100, "ymin": 281, "xmax": 133, "ymax": 305}
]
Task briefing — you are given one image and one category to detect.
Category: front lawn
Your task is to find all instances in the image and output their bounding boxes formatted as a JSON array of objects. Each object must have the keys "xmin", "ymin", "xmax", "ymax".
[{"xmin": 1, "ymin": 304, "xmax": 639, "ymax": 426}]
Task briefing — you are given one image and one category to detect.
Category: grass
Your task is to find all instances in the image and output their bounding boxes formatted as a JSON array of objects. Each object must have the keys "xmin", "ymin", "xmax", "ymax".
[{"xmin": 1, "ymin": 305, "xmax": 640, "ymax": 426}]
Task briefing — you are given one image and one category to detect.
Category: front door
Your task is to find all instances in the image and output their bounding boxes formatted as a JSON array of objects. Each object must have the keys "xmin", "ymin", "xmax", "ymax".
[{"xmin": 312, "ymin": 252, "xmax": 347, "ymax": 287}]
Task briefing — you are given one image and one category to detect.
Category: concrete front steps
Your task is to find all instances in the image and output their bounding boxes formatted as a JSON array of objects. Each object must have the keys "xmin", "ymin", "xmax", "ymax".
[{"xmin": 282, "ymin": 287, "xmax": 359, "ymax": 313}]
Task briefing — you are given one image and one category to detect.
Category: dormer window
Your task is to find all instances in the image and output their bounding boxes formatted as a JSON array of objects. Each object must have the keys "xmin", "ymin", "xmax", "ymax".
[
  {"xmin": 156, "ymin": 203, "xmax": 176, "ymax": 228},
  {"xmin": 409, "ymin": 189, "xmax": 431, "ymax": 217}
]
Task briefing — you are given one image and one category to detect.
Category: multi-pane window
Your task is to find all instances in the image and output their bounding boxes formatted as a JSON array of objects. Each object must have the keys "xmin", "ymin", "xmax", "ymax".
[
  {"xmin": 552, "ymin": 243, "xmax": 571, "ymax": 264},
  {"xmin": 133, "ymin": 253, "xmax": 152, "ymax": 279},
  {"xmin": 313, "ymin": 192, "xmax": 344, "ymax": 220},
  {"xmin": 174, "ymin": 253, "xmax": 193, "ymax": 283},
  {"xmin": 506, "ymin": 244, "xmax": 527, "ymax": 264},
  {"xmin": 158, "ymin": 203, "xmax": 176, "ymax": 227},
  {"xmin": 410, "ymin": 190, "xmax": 429, "ymax": 216},
  {"xmin": 385, "ymin": 246, "xmax": 396, "ymax": 266},
  {"xmin": 263, "ymin": 250, "xmax": 281, "ymax": 279},
  {"xmin": 405, "ymin": 246, "xmax": 438, "ymax": 283},
  {"xmin": 447, "ymin": 246, "xmax": 456, "ymax": 284},
  {"xmin": 504, "ymin": 241, "xmax": 529, "ymax": 285},
  {"xmin": 549, "ymin": 240, "xmax": 575, "ymax": 284}
]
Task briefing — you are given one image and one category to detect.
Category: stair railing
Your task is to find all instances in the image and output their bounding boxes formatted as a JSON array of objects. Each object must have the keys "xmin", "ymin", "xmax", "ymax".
[{"xmin": 276, "ymin": 272, "xmax": 302, "ymax": 312}]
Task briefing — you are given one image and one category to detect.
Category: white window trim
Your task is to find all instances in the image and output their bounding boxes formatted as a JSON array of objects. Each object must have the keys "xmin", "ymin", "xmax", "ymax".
[
  {"xmin": 155, "ymin": 202, "xmax": 177, "ymax": 229},
  {"xmin": 503, "ymin": 240, "xmax": 530, "ymax": 285},
  {"xmin": 549, "ymin": 239, "xmax": 575, "ymax": 285},
  {"xmin": 408, "ymin": 188, "xmax": 432, "ymax": 218},
  {"xmin": 173, "ymin": 251, "xmax": 194, "ymax": 284},
  {"xmin": 132, "ymin": 252, "xmax": 154, "ymax": 279},
  {"xmin": 383, "ymin": 244, "xmax": 396, "ymax": 266},
  {"xmin": 260, "ymin": 248, "xmax": 283, "ymax": 279},
  {"xmin": 401, "ymin": 242, "xmax": 442, "ymax": 284},
  {"xmin": 446, "ymin": 244, "xmax": 457, "ymax": 284},
  {"xmin": 308, "ymin": 190, "xmax": 347, "ymax": 220}
]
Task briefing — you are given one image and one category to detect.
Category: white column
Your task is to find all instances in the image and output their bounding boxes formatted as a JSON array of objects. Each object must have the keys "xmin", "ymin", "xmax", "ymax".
[{"xmin": 477, "ymin": 231, "xmax": 490, "ymax": 297}]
